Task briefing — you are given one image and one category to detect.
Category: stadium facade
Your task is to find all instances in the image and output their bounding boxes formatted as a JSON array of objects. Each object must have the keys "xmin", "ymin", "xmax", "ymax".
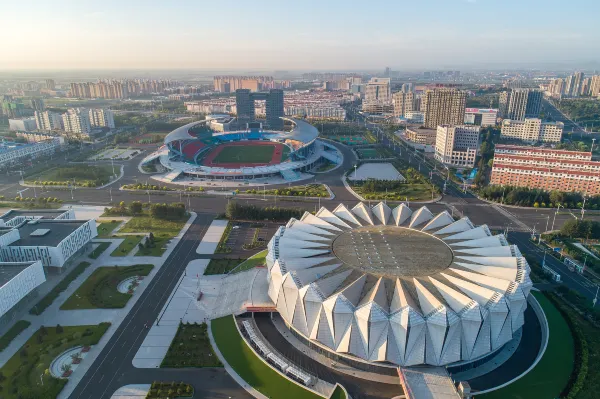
[
  {"xmin": 266, "ymin": 202, "xmax": 532, "ymax": 367},
  {"xmin": 141, "ymin": 117, "xmax": 340, "ymax": 182}
]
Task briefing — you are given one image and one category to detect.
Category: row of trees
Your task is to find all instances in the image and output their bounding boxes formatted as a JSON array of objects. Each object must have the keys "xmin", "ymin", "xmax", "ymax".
[
  {"xmin": 479, "ymin": 186, "xmax": 600, "ymax": 209},
  {"xmin": 225, "ymin": 201, "xmax": 304, "ymax": 221},
  {"xmin": 149, "ymin": 203, "xmax": 186, "ymax": 219},
  {"xmin": 560, "ymin": 219, "xmax": 600, "ymax": 240}
]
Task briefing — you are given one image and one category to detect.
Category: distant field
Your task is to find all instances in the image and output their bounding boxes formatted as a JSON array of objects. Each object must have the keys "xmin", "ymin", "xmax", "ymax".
[{"xmin": 212, "ymin": 144, "xmax": 274, "ymax": 164}]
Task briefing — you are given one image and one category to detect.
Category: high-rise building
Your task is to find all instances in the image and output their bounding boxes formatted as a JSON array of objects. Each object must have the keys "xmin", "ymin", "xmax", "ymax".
[
  {"xmin": 8, "ymin": 118, "xmax": 38, "ymax": 132},
  {"xmin": 501, "ymin": 89, "xmax": 542, "ymax": 121},
  {"xmin": 500, "ymin": 118, "xmax": 564, "ymax": 143},
  {"xmin": 580, "ymin": 78, "xmax": 591, "ymax": 96},
  {"xmin": 434, "ymin": 125, "xmax": 481, "ymax": 167},
  {"xmin": 30, "ymin": 98, "xmax": 45, "ymax": 112},
  {"xmin": 392, "ymin": 91, "xmax": 414, "ymax": 118},
  {"xmin": 45, "ymin": 79, "xmax": 56, "ymax": 90},
  {"xmin": 401, "ymin": 83, "xmax": 414, "ymax": 93},
  {"xmin": 421, "ymin": 88, "xmax": 466, "ymax": 129},
  {"xmin": 364, "ymin": 78, "xmax": 391, "ymax": 105},
  {"xmin": 34, "ymin": 111, "xmax": 63, "ymax": 131},
  {"xmin": 62, "ymin": 108, "xmax": 92, "ymax": 135},
  {"xmin": 548, "ymin": 78, "xmax": 565, "ymax": 98},
  {"xmin": 1, "ymin": 98, "xmax": 26, "ymax": 118},
  {"xmin": 564, "ymin": 72, "xmax": 584, "ymax": 97},
  {"xmin": 235, "ymin": 89, "xmax": 284, "ymax": 129},
  {"xmin": 89, "ymin": 109, "xmax": 115, "ymax": 128},
  {"xmin": 591, "ymin": 75, "xmax": 600, "ymax": 97},
  {"xmin": 213, "ymin": 76, "xmax": 274, "ymax": 92}
]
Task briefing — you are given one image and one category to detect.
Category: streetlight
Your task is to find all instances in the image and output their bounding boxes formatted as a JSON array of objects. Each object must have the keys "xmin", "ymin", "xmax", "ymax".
[
  {"xmin": 109, "ymin": 188, "xmax": 113, "ymax": 202},
  {"xmin": 551, "ymin": 203, "xmax": 562, "ymax": 231}
]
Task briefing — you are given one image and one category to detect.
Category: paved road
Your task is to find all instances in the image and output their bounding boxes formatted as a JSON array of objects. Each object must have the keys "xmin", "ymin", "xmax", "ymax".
[{"xmin": 69, "ymin": 212, "xmax": 252, "ymax": 399}]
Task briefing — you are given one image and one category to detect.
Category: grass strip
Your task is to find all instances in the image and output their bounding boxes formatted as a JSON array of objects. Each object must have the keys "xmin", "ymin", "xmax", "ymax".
[
  {"xmin": 211, "ymin": 316, "xmax": 321, "ymax": 399},
  {"xmin": 147, "ymin": 381, "xmax": 194, "ymax": 398},
  {"xmin": 0, "ymin": 321, "xmax": 31, "ymax": 352},
  {"xmin": 110, "ymin": 235, "xmax": 143, "ymax": 257},
  {"xmin": 161, "ymin": 322, "xmax": 222, "ymax": 367},
  {"xmin": 96, "ymin": 221, "xmax": 121, "ymax": 237},
  {"xmin": 29, "ymin": 261, "xmax": 91, "ymax": 315},
  {"xmin": 230, "ymin": 249, "xmax": 268, "ymax": 274},
  {"xmin": 89, "ymin": 242, "xmax": 111, "ymax": 259}
]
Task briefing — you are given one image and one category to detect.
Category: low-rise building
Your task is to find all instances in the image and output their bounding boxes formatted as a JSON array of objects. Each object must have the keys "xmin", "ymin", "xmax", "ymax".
[
  {"xmin": 404, "ymin": 111, "xmax": 425, "ymax": 124},
  {"xmin": 500, "ymin": 118, "xmax": 564, "ymax": 143},
  {"xmin": 8, "ymin": 118, "xmax": 37, "ymax": 132},
  {"xmin": 464, "ymin": 108, "xmax": 498, "ymax": 127},
  {"xmin": 0, "ymin": 138, "xmax": 63, "ymax": 169},
  {"xmin": 435, "ymin": 125, "xmax": 481, "ymax": 168},
  {"xmin": 490, "ymin": 145, "xmax": 600, "ymax": 195},
  {"xmin": 0, "ymin": 261, "xmax": 46, "ymax": 324},
  {"xmin": 205, "ymin": 114, "xmax": 235, "ymax": 132},
  {"xmin": 405, "ymin": 126, "xmax": 437, "ymax": 145}
]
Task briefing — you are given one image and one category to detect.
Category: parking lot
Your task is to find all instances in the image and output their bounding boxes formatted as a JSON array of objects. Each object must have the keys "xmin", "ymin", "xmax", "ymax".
[{"xmin": 223, "ymin": 222, "xmax": 282, "ymax": 257}]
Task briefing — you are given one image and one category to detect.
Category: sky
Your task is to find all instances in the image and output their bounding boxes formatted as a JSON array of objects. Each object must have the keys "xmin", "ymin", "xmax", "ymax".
[{"xmin": 2, "ymin": 0, "xmax": 599, "ymax": 70}]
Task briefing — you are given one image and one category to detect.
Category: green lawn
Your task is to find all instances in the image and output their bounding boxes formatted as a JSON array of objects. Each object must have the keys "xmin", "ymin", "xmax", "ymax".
[
  {"xmin": 110, "ymin": 235, "xmax": 143, "ymax": 256},
  {"xmin": 357, "ymin": 147, "xmax": 394, "ymax": 159},
  {"xmin": 211, "ymin": 316, "xmax": 321, "ymax": 399},
  {"xmin": 204, "ymin": 258, "xmax": 243, "ymax": 275},
  {"xmin": 24, "ymin": 165, "xmax": 115, "ymax": 187},
  {"xmin": 329, "ymin": 385, "xmax": 347, "ymax": 399},
  {"xmin": 231, "ymin": 249, "xmax": 268, "ymax": 274},
  {"xmin": 352, "ymin": 183, "xmax": 434, "ymax": 201},
  {"xmin": 60, "ymin": 264, "xmax": 153, "ymax": 310},
  {"xmin": 245, "ymin": 184, "xmax": 329, "ymax": 198},
  {"xmin": 212, "ymin": 144, "xmax": 274, "ymax": 164},
  {"xmin": 0, "ymin": 320, "xmax": 31, "ymax": 352},
  {"xmin": 480, "ymin": 292, "xmax": 574, "ymax": 399},
  {"xmin": 119, "ymin": 215, "xmax": 187, "ymax": 257},
  {"xmin": 0, "ymin": 323, "xmax": 110, "ymax": 399},
  {"xmin": 29, "ymin": 261, "xmax": 92, "ymax": 315},
  {"xmin": 96, "ymin": 221, "xmax": 121, "ymax": 237},
  {"xmin": 89, "ymin": 242, "xmax": 111, "ymax": 259},
  {"xmin": 161, "ymin": 322, "xmax": 222, "ymax": 368}
]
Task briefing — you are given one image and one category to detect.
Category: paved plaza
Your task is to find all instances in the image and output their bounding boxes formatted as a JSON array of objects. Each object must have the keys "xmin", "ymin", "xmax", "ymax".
[{"xmin": 347, "ymin": 162, "xmax": 405, "ymax": 181}]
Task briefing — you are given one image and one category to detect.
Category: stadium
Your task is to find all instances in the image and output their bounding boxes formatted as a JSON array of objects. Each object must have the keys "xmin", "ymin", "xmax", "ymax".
[
  {"xmin": 141, "ymin": 117, "xmax": 340, "ymax": 183},
  {"xmin": 266, "ymin": 202, "xmax": 532, "ymax": 367}
]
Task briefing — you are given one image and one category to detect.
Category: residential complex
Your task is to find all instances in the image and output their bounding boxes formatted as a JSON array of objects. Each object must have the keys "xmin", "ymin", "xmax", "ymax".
[
  {"xmin": 89, "ymin": 108, "xmax": 115, "ymax": 129},
  {"xmin": 34, "ymin": 110, "xmax": 64, "ymax": 131},
  {"xmin": 392, "ymin": 91, "xmax": 415, "ymax": 118},
  {"xmin": 498, "ymin": 89, "xmax": 541, "ymax": 120},
  {"xmin": 490, "ymin": 145, "xmax": 600, "ymax": 195},
  {"xmin": 69, "ymin": 79, "xmax": 175, "ymax": 99},
  {"xmin": 500, "ymin": 118, "xmax": 564, "ymax": 143},
  {"xmin": 435, "ymin": 124, "xmax": 481, "ymax": 167},
  {"xmin": 62, "ymin": 108, "xmax": 92, "ymax": 135},
  {"xmin": 547, "ymin": 73, "xmax": 600, "ymax": 98},
  {"xmin": 213, "ymin": 76, "xmax": 290, "ymax": 92},
  {"xmin": 464, "ymin": 108, "xmax": 498, "ymax": 127},
  {"xmin": 8, "ymin": 117, "xmax": 37, "ymax": 132},
  {"xmin": 0, "ymin": 137, "xmax": 64, "ymax": 169},
  {"xmin": 422, "ymin": 88, "xmax": 466, "ymax": 129}
]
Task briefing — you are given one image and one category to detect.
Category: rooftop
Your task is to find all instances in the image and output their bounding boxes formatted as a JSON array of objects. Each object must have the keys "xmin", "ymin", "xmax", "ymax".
[
  {"xmin": 0, "ymin": 209, "xmax": 68, "ymax": 221},
  {"xmin": 10, "ymin": 220, "xmax": 87, "ymax": 247},
  {"xmin": 0, "ymin": 262, "xmax": 38, "ymax": 287}
]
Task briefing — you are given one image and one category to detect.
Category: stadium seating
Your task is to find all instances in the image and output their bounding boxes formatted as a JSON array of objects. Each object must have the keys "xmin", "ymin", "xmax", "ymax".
[{"xmin": 182, "ymin": 141, "xmax": 205, "ymax": 160}]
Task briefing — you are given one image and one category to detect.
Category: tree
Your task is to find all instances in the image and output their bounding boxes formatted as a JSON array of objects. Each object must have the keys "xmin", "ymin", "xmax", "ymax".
[{"xmin": 129, "ymin": 201, "xmax": 143, "ymax": 215}]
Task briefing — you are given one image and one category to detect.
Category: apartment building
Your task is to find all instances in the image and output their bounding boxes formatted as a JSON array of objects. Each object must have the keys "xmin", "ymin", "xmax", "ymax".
[
  {"xmin": 62, "ymin": 108, "xmax": 92, "ymax": 135},
  {"xmin": 213, "ymin": 76, "xmax": 275, "ymax": 92},
  {"xmin": 392, "ymin": 91, "xmax": 414, "ymax": 118},
  {"xmin": 490, "ymin": 145, "xmax": 600, "ymax": 195},
  {"xmin": 435, "ymin": 125, "xmax": 481, "ymax": 167},
  {"xmin": 89, "ymin": 108, "xmax": 115, "ymax": 129},
  {"xmin": 422, "ymin": 88, "xmax": 466, "ymax": 129},
  {"xmin": 34, "ymin": 111, "xmax": 63, "ymax": 131},
  {"xmin": 499, "ymin": 89, "xmax": 542, "ymax": 120},
  {"xmin": 500, "ymin": 118, "xmax": 564, "ymax": 143}
]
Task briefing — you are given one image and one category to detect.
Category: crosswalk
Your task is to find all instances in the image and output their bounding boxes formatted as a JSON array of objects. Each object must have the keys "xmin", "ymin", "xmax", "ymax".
[{"xmin": 491, "ymin": 205, "xmax": 532, "ymax": 232}]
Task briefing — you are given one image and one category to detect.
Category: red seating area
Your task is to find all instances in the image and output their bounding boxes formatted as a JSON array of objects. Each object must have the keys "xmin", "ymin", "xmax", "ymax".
[{"xmin": 182, "ymin": 141, "xmax": 205, "ymax": 160}]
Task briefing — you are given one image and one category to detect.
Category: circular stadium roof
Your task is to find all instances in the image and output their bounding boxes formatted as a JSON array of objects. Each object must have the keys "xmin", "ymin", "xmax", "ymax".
[{"xmin": 266, "ymin": 202, "xmax": 532, "ymax": 367}]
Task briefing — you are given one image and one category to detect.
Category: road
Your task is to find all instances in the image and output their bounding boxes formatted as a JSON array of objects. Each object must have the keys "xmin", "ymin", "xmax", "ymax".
[{"xmin": 69, "ymin": 212, "xmax": 252, "ymax": 399}]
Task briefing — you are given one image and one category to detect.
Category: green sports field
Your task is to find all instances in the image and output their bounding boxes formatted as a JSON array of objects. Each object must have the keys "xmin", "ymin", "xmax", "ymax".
[{"xmin": 212, "ymin": 145, "xmax": 274, "ymax": 164}]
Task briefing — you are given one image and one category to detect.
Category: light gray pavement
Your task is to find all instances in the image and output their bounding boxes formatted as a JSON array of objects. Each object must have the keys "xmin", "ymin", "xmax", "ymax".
[
  {"xmin": 110, "ymin": 384, "xmax": 150, "ymax": 399},
  {"xmin": 196, "ymin": 219, "xmax": 228, "ymax": 254}
]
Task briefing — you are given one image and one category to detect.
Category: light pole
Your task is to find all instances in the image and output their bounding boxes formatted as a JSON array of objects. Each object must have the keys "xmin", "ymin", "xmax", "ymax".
[
  {"xmin": 551, "ymin": 204, "xmax": 562, "ymax": 231},
  {"xmin": 581, "ymin": 195, "xmax": 587, "ymax": 220},
  {"xmin": 147, "ymin": 189, "xmax": 151, "ymax": 204},
  {"xmin": 354, "ymin": 164, "xmax": 357, "ymax": 179},
  {"xmin": 109, "ymin": 188, "xmax": 113, "ymax": 202},
  {"xmin": 111, "ymin": 158, "xmax": 115, "ymax": 176}
]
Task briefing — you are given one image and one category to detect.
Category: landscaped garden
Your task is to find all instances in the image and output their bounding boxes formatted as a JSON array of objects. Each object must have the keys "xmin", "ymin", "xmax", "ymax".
[
  {"xmin": 0, "ymin": 323, "xmax": 110, "ymax": 399},
  {"xmin": 60, "ymin": 264, "xmax": 153, "ymax": 310},
  {"xmin": 244, "ymin": 184, "xmax": 329, "ymax": 198},
  {"xmin": 204, "ymin": 258, "xmax": 242, "ymax": 275},
  {"xmin": 24, "ymin": 165, "xmax": 115, "ymax": 187},
  {"xmin": 110, "ymin": 235, "xmax": 143, "ymax": 257},
  {"xmin": 211, "ymin": 316, "xmax": 320, "ymax": 399},
  {"xmin": 215, "ymin": 222, "xmax": 232, "ymax": 254},
  {"xmin": 0, "ymin": 320, "xmax": 31, "ymax": 352},
  {"xmin": 146, "ymin": 381, "xmax": 194, "ymax": 398},
  {"xmin": 231, "ymin": 250, "xmax": 268, "ymax": 274},
  {"xmin": 89, "ymin": 242, "xmax": 111, "ymax": 259},
  {"xmin": 29, "ymin": 262, "xmax": 92, "ymax": 315},
  {"xmin": 480, "ymin": 292, "xmax": 573, "ymax": 399},
  {"xmin": 161, "ymin": 322, "xmax": 222, "ymax": 368},
  {"xmin": 96, "ymin": 221, "xmax": 121, "ymax": 237}
]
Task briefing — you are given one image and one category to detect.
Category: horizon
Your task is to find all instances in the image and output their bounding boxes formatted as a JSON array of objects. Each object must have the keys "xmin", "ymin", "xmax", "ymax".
[{"xmin": 3, "ymin": 0, "xmax": 599, "ymax": 71}]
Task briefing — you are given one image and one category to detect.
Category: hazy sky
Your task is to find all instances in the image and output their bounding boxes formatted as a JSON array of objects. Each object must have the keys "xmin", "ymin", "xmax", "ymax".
[{"xmin": 2, "ymin": 0, "xmax": 599, "ymax": 70}]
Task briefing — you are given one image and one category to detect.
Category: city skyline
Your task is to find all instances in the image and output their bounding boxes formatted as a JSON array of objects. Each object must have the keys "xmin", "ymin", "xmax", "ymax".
[{"xmin": 2, "ymin": 0, "xmax": 600, "ymax": 70}]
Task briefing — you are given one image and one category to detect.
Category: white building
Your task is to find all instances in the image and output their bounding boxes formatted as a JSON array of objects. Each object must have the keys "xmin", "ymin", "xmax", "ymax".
[
  {"xmin": 34, "ymin": 111, "xmax": 64, "ymax": 131},
  {"xmin": 205, "ymin": 114, "xmax": 235, "ymax": 132},
  {"xmin": 62, "ymin": 108, "xmax": 92, "ymax": 135},
  {"xmin": 0, "ymin": 138, "xmax": 63, "ymax": 169},
  {"xmin": 464, "ymin": 108, "xmax": 498, "ymax": 127},
  {"xmin": 0, "ymin": 219, "xmax": 97, "ymax": 268},
  {"xmin": 363, "ymin": 78, "xmax": 391, "ymax": 112},
  {"xmin": 266, "ymin": 203, "xmax": 531, "ymax": 366},
  {"xmin": 89, "ymin": 108, "xmax": 115, "ymax": 129},
  {"xmin": 285, "ymin": 106, "xmax": 346, "ymax": 121},
  {"xmin": 8, "ymin": 118, "xmax": 37, "ymax": 132},
  {"xmin": 404, "ymin": 111, "xmax": 425, "ymax": 124},
  {"xmin": 501, "ymin": 118, "xmax": 564, "ymax": 143},
  {"xmin": 0, "ymin": 261, "xmax": 46, "ymax": 322},
  {"xmin": 435, "ymin": 125, "xmax": 481, "ymax": 167}
]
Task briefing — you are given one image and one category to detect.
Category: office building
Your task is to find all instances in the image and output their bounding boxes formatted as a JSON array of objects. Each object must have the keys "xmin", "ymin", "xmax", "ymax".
[
  {"xmin": 213, "ymin": 76, "xmax": 275, "ymax": 92},
  {"xmin": 500, "ymin": 89, "xmax": 542, "ymax": 121},
  {"xmin": 422, "ymin": 88, "xmax": 466, "ymax": 129},
  {"xmin": 0, "ymin": 138, "xmax": 63, "ymax": 169},
  {"xmin": 405, "ymin": 126, "xmax": 437, "ymax": 145},
  {"xmin": 89, "ymin": 108, "xmax": 115, "ymax": 129},
  {"xmin": 363, "ymin": 78, "xmax": 391, "ymax": 112},
  {"xmin": 393, "ymin": 91, "xmax": 414, "ymax": 118},
  {"xmin": 435, "ymin": 125, "xmax": 480, "ymax": 167},
  {"xmin": 8, "ymin": 118, "xmax": 37, "ymax": 132},
  {"xmin": 501, "ymin": 118, "xmax": 563, "ymax": 143},
  {"xmin": 235, "ymin": 89, "xmax": 285, "ymax": 129},
  {"xmin": 490, "ymin": 145, "xmax": 600, "ymax": 195},
  {"xmin": 62, "ymin": 108, "xmax": 92, "ymax": 135},
  {"xmin": 34, "ymin": 111, "xmax": 63, "ymax": 131},
  {"xmin": 464, "ymin": 108, "xmax": 498, "ymax": 127}
]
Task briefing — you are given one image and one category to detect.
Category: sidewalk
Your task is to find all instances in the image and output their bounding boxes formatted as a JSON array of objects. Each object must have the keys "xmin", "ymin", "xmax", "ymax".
[
  {"xmin": 111, "ymin": 384, "xmax": 150, "ymax": 399},
  {"xmin": 196, "ymin": 219, "xmax": 228, "ymax": 254}
]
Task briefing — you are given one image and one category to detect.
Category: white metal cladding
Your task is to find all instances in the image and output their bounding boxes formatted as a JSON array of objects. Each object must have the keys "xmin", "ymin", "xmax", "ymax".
[{"xmin": 266, "ymin": 202, "xmax": 531, "ymax": 366}]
